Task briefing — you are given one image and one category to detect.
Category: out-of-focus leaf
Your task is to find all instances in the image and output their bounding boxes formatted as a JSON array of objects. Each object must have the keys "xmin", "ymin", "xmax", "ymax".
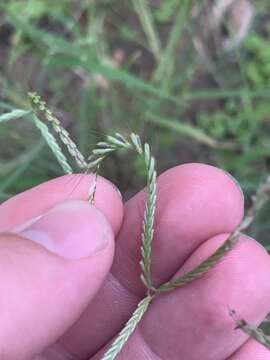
[{"xmin": 0, "ymin": 109, "xmax": 31, "ymax": 123}]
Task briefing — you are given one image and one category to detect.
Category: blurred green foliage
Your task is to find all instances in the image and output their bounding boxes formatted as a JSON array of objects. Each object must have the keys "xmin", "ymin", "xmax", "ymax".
[{"xmin": 1, "ymin": 0, "xmax": 270, "ymax": 244}]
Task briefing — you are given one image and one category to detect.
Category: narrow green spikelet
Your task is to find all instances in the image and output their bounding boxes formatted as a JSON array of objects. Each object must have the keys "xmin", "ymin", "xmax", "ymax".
[
  {"xmin": 92, "ymin": 148, "xmax": 115, "ymax": 155},
  {"xmin": 130, "ymin": 133, "xmax": 143, "ymax": 154},
  {"xmin": 101, "ymin": 296, "xmax": 151, "ymax": 360},
  {"xmin": 33, "ymin": 116, "xmax": 72, "ymax": 174},
  {"xmin": 87, "ymin": 155, "xmax": 105, "ymax": 169},
  {"xmin": 28, "ymin": 92, "xmax": 88, "ymax": 170},
  {"xmin": 106, "ymin": 135, "xmax": 128, "ymax": 148}
]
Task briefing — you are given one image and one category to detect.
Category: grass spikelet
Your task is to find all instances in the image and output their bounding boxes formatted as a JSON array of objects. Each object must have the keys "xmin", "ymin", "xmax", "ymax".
[
  {"xmin": 33, "ymin": 115, "xmax": 73, "ymax": 174},
  {"xmin": 28, "ymin": 92, "xmax": 88, "ymax": 170},
  {"xmin": 101, "ymin": 296, "xmax": 151, "ymax": 360}
]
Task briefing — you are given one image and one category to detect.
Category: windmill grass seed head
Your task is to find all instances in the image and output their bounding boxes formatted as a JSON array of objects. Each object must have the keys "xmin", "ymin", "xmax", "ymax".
[{"xmin": 28, "ymin": 93, "xmax": 270, "ymax": 358}]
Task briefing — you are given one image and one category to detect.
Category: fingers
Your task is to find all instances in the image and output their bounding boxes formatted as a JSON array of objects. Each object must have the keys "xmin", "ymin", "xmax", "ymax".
[
  {"xmin": 228, "ymin": 339, "xmax": 270, "ymax": 359},
  {"xmin": 60, "ymin": 163, "xmax": 244, "ymax": 358},
  {"xmin": 136, "ymin": 235, "xmax": 270, "ymax": 360},
  {"xmin": 0, "ymin": 174, "xmax": 123, "ymax": 235},
  {"xmin": 94, "ymin": 235, "xmax": 270, "ymax": 360},
  {"xmin": 113, "ymin": 163, "xmax": 244, "ymax": 293},
  {"xmin": 0, "ymin": 201, "xmax": 115, "ymax": 360}
]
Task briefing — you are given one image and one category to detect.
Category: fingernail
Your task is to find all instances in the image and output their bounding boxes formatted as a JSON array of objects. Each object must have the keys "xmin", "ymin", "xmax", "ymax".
[
  {"xmin": 88, "ymin": 177, "xmax": 122, "ymax": 201},
  {"xmin": 112, "ymin": 183, "xmax": 122, "ymax": 200},
  {"xmin": 221, "ymin": 169, "xmax": 244, "ymax": 202},
  {"xmin": 16, "ymin": 200, "xmax": 112, "ymax": 259},
  {"xmin": 103, "ymin": 178, "xmax": 122, "ymax": 200}
]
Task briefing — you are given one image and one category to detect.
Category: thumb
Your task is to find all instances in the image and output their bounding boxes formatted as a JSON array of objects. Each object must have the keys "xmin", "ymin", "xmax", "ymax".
[{"xmin": 0, "ymin": 200, "xmax": 114, "ymax": 360}]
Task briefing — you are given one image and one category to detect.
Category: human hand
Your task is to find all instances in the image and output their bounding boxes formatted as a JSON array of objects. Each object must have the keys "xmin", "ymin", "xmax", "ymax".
[{"xmin": 0, "ymin": 163, "xmax": 270, "ymax": 360}]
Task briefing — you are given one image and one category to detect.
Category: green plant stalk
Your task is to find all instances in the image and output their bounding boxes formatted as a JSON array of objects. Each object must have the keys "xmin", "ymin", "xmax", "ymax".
[
  {"xmin": 153, "ymin": 0, "xmax": 192, "ymax": 87},
  {"xmin": 146, "ymin": 112, "xmax": 218, "ymax": 147},
  {"xmin": 132, "ymin": 0, "xmax": 161, "ymax": 61}
]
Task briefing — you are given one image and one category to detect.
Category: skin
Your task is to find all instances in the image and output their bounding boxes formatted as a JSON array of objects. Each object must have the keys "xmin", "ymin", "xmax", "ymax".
[{"xmin": 0, "ymin": 163, "xmax": 270, "ymax": 360}]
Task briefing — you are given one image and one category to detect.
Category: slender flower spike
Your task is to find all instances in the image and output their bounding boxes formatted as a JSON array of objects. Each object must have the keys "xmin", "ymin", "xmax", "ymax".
[{"xmin": 28, "ymin": 92, "xmax": 88, "ymax": 170}]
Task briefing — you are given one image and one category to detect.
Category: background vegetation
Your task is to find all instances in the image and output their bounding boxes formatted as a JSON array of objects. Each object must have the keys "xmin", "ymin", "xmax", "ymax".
[{"xmin": 1, "ymin": 0, "xmax": 270, "ymax": 246}]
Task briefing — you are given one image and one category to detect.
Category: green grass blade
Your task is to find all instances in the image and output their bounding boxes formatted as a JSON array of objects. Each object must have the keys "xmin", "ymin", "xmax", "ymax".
[
  {"xmin": 147, "ymin": 112, "xmax": 218, "ymax": 147},
  {"xmin": 6, "ymin": 15, "xmax": 183, "ymax": 105},
  {"xmin": 7, "ymin": 13, "xmax": 84, "ymax": 57},
  {"xmin": 47, "ymin": 54, "xmax": 182, "ymax": 104},
  {"xmin": 184, "ymin": 88, "xmax": 270, "ymax": 101},
  {"xmin": 154, "ymin": 0, "xmax": 192, "ymax": 86},
  {"xmin": 0, "ymin": 142, "xmax": 44, "ymax": 192},
  {"xmin": 132, "ymin": 0, "xmax": 161, "ymax": 61},
  {"xmin": 0, "ymin": 109, "xmax": 31, "ymax": 123},
  {"xmin": 0, "ymin": 102, "xmax": 14, "ymax": 111}
]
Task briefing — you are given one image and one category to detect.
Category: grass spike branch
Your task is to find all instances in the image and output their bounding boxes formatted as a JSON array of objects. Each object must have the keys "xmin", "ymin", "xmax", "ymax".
[
  {"xmin": 101, "ymin": 295, "xmax": 151, "ymax": 360},
  {"xmin": 229, "ymin": 309, "xmax": 270, "ymax": 350},
  {"xmin": 32, "ymin": 115, "xmax": 73, "ymax": 174},
  {"xmin": 87, "ymin": 132, "xmax": 157, "ymax": 290},
  {"xmin": 157, "ymin": 175, "xmax": 270, "ymax": 293},
  {"xmin": 28, "ymin": 92, "xmax": 88, "ymax": 170},
  {"xmin": 132, "ymin": 0, "xmax": 161, "ymax": 61}
]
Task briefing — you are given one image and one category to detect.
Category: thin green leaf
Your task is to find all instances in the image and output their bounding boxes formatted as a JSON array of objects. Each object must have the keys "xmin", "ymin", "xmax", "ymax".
[
  {"xmin": 184, "ymin": 88, "xmax": 270, "ymax": 101},
  {"xmin": 0, "ymin": 142, "xmax": 44, "ymax": 192},
  {"xmin": 154, "ymin": 0, "xmax": 192, "ymax": 86},
  {"xmin": 57, "ymin": 56, "xmax": 182, "ymax": 104},
  {"xmin": 147, "ymin": 112, "xmax": 218, "ymax": 147},
  {"xmin": 0, "ymin": 102, "xmax": 14, "ymax": 111},
  {"xmin": 132, "ymin": 0, "xmax": 161, "ymax": 61},
  {"xmin": 0, "ymin": 109, "xmax": 31, "ymax": 123},
  {"xmin": 7, "ymin": 13, "xmax": 85, "ymax": 57}
]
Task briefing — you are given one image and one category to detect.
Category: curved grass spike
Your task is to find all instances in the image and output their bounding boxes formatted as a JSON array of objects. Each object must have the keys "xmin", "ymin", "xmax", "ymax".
[
  {"xmin": 29, "ymin": 95, "xmax": 270, "ymax": 358},
  {"xmin": 86, "ymin": 133, "xmax": 157, "ymax": 359},
  {"xmin": 28, "ymin": 92, "xmax": 88, "ymax": 170},
  {"xmin": 87, "ymin": 132, "xmax": 157, "ymax": 290},
  {"xmin": 32, "ymin": 115, "xmax": 73, "ymax": 174}
]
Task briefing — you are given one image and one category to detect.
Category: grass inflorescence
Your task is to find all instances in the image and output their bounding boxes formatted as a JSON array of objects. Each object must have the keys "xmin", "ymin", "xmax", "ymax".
[
  {"xmin": 4, "ymin": 93, "xmax": 264, "ymax": 358},
  {"xmin": 1, "ymin": 1, "xmax": 270, "ymax": 357}
]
